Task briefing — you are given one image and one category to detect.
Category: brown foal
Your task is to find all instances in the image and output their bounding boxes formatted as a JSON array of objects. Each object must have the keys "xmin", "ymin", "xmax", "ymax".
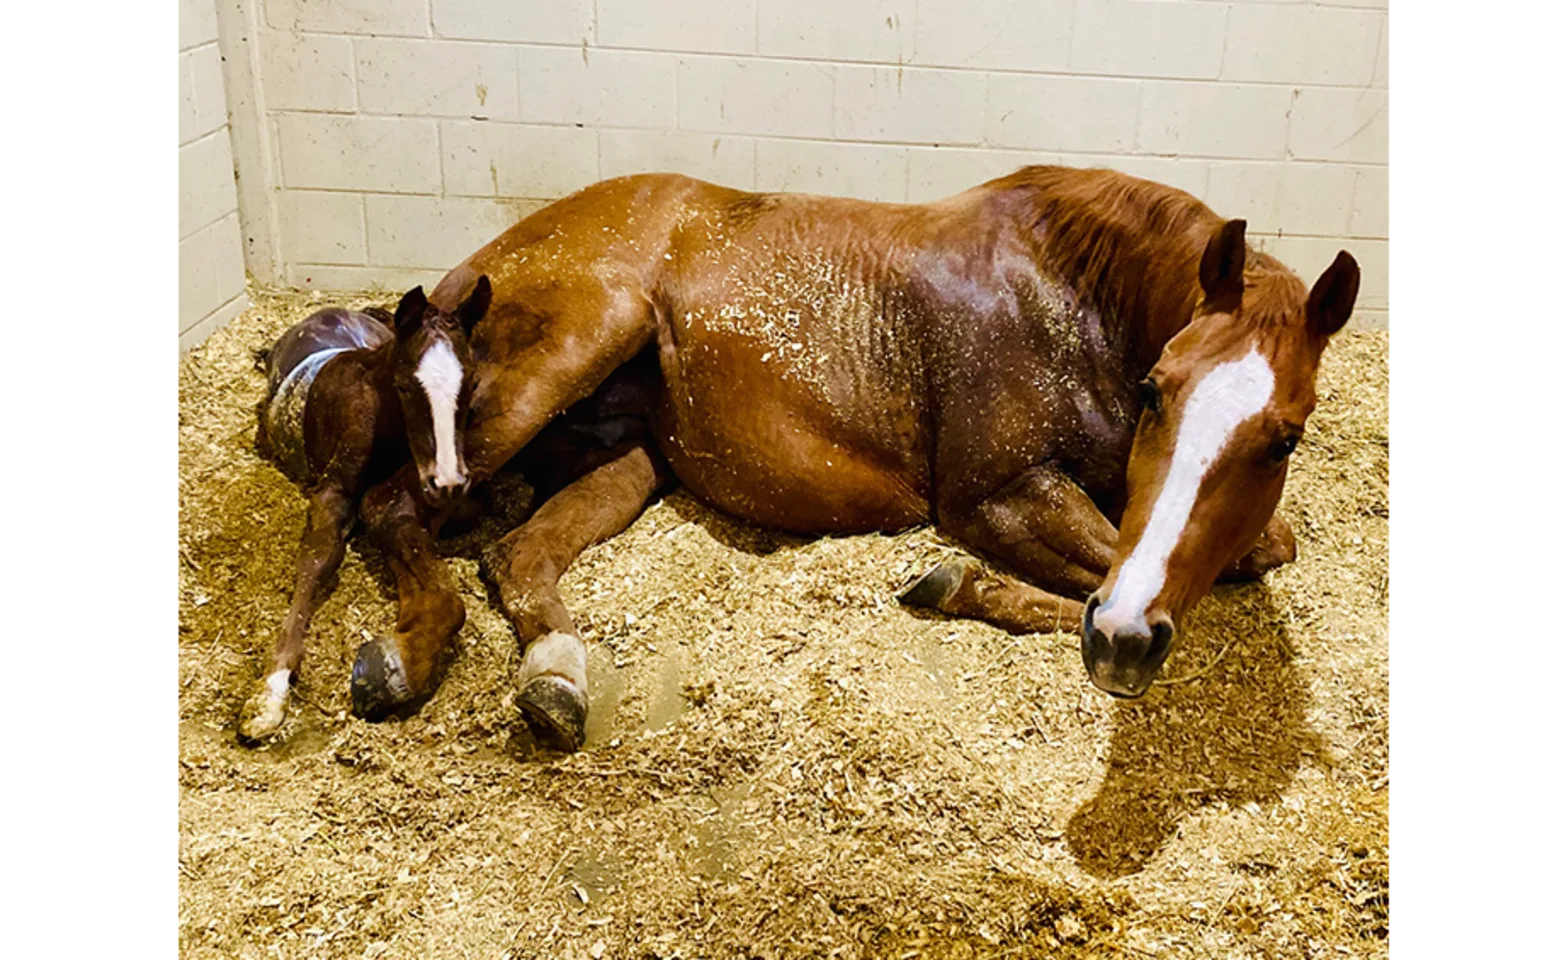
[{"xmin": 239, "ymin": 279, "xmax": 491, "ymax": 742}]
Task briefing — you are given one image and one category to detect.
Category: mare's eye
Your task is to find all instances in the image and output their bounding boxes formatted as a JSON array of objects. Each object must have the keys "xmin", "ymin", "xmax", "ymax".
[
  {"xmin": 1137, "ymin": 378, "xmax": 1161, "ymax": 414},
  {"xmin": 1269, "ymin": 434, "xmax": 1300, "ymax": 462}
]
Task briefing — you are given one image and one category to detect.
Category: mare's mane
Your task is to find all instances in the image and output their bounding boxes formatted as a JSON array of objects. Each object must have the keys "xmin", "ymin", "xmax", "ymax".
[{"xmin": 991, "ymin": 166, "xmax": 1308, "ymax": 350}]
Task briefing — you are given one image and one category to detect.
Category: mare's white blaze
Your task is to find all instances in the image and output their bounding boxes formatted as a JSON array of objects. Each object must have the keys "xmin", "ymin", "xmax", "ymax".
[
  {"xmin": 522, "ymin": 631, "xmax": 588, "ymax": 691},
  {"xmin": 414, "ymin": 338, "xmax": 465, "ymax": 488},
  {"xmin": 1096, "ymin": 348, "xmax": 1276, "ymax": 636}
]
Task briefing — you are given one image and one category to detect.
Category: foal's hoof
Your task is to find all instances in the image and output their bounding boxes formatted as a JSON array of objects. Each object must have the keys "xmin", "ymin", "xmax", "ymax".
[
  {"xmin": 237, "ymin": 672, "xmax": 291, "ymax": 744},
  {"xmin": 516, "ymin": 676, "xmax": 588, "ymax": 753},
  {"xmin": 899, "ymin": 559, "xmax": 971, "ymax": 610},
  {"xmin": 351, "ymin": 638, "xmax": 411, "ymax": 721}
]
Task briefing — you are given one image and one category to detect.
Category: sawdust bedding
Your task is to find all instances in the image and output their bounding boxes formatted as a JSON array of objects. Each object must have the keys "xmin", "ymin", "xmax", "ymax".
[{"xmin": 179, "ymin": 284, "xmax": 1388, "ymax": 959}]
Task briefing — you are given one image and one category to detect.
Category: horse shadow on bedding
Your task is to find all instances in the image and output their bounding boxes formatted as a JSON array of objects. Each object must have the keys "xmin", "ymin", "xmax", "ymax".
[{"xmin": 1064, "ymin": 583, "xmax": 1321, "ymax": 879}]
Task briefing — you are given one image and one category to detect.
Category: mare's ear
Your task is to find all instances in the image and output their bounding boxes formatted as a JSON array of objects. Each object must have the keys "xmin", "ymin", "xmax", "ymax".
[
  {"xmin": 457, "ymin": 275, "xmax": 492, "ymax": 334},
  {"xmin": 1307, "ymin": 250, "xmax": 1360, "ymax": 340},
  {"xmin": 1199, "ymin": 218, "xmax": 1247, "ymax": 310},
  {"xmin": 394, "ymin": 285, "xmax": 428, "ymax": 336}
]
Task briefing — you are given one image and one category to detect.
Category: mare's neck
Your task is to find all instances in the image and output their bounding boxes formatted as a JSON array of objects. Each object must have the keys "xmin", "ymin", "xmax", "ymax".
[{"xmin": 1004, "ymin": 169, "xmax": 1215, "ymax": 380}]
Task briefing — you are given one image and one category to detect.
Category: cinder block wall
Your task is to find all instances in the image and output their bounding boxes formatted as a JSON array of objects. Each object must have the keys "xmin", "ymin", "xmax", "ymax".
[
  {"xmin": 239, "ymin": 0, "xmax": 1388, "ymax": 328},
  {"xmin": 179, "ymin": 0, "xmax": 249, "ymax": 350}
]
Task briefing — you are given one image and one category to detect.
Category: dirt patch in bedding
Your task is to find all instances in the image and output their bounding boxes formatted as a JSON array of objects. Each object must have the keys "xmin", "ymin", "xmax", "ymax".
[{"xmin": 179, "ymin": 285, "xmax": 1388, "ymax": 959}]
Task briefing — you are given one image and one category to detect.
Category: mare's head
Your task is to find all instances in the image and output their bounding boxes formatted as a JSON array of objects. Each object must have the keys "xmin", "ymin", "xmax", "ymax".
[
  {"xmin": 389, "ymin": 276, "xmax": 492, "ymax": 508},
  {"xmin": 1082, "ymin": 220, "xmax": 1359, "ymax": 697}
]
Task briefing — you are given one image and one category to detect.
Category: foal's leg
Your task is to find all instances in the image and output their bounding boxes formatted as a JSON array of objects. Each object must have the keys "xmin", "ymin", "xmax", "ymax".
[
  {"xmin": 350, "ymin": 286, "xmax": 658, "ymax": 718},
  {"xmin": 349, "ymin": 467, "xmax": 466, "ymax": 719},
  {"xmin": 486, "ymin": 441, "xmax": 667, "ymax": 751},
  {"xmin": 239, "ymin": 484, "xmax": 354, "ymax": 741},
  {"xmin": 903, "ymin": 466, "xmax": 1117, "ymax": 636}
]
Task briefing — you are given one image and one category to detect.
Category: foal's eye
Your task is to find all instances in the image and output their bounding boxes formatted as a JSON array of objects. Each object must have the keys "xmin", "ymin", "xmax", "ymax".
[
  {"xmin": 1137, "ymin": 379, "xmax": 1162, "ymax": 414},
  {"xmin": 1269, "ymin": 434, "xmax": 1300, "ymax": 462}
]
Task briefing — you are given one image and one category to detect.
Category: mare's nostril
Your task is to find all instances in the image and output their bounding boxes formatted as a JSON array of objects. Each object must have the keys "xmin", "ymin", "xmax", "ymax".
[
  {"xmin": 1146, "ymin": 620, "xmax": 1173, "ymax": 665},
  {"xmin": 1082, "ymin": 595, "xmax": 1101, "ymax": 635},
  {"xmin": 1080, "ymin": 596, "xmax": 1104, "ymax": 671}
]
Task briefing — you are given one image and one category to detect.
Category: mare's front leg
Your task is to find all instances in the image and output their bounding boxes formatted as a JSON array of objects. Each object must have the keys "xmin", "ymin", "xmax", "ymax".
[
  {"xmin": 902, "ymin": 466, "xmax": 1117, "ymax": 637},
  {"xmin": 486, "ymin": 441, "xmax": 668, "ymax": 751},
  {"xmin": 239, "ymin": 484, "xmax": 354, "ymax": 742}
]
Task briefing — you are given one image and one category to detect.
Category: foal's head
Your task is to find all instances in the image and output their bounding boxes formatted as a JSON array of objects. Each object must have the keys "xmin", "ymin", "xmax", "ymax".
[
  {"xmin": 1082, "ymin": 220, "xmax": 1360, "ymax": 697},
  {"xmin": 389, "ymin": 276, "xmax": 492, "ymax": 508}
]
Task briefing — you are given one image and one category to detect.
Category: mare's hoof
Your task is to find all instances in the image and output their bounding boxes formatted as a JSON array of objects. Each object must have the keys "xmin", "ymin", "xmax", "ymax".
[
  {"xmin": 899, "ymin": 559, "xmax": 971, "ymax": 610},
  {"xmin": 351, "ymin": 638, "xmax": 411, "ymax": 721},
  {"xmin": 516, "ymin": 675, "xmax": 588, "ymax": 753}
]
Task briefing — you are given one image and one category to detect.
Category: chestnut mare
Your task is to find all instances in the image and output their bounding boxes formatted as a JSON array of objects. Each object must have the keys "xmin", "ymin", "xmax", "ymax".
[
  {"xmin": 239, "ymin": 280, "xmax": 491, "ymax": 742},
  {"xmin": 344, "ymin": 166, "xmax": 1359, "ymax": 750}
]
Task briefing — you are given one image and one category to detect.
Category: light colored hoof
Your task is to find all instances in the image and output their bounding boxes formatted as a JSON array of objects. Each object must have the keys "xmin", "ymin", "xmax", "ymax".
[
  {"xmin": 237, "ymin": 671, "xmax": 290, "ymax": 744},
  {"xmin": 516, "ymin": 631, "xmax": 590, "ymax": 752}
]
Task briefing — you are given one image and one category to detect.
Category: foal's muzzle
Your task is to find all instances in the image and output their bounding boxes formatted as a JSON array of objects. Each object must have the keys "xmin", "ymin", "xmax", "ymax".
[
  {"xmin": 420, "ymin": 473, "xmax": 470, "ymax": 507},
  {"xmin": 1081, "ymin": 594, "xmax": 1175, "ymax": 698}
]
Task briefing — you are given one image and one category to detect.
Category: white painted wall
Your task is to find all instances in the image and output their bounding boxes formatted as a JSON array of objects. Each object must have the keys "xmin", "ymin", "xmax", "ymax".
[
  {"xmin": 179, "ymin": 0, "xmax": 249, "ymax": 350},
  {"xmin": 229, "ymin": 0, "xmax": 1390, "ymax": 328}
]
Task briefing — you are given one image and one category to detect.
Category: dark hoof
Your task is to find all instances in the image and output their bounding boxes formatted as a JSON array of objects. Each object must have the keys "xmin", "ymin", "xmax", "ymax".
[
  {"xmin": 516, "ymin": 676, "xmax": 588, "ymax": 753},
  {"xmin": 351, "ymin": 638, "xmax": 411, "ymax": 721},
  {"xmin": 899, "ymin": 559, "xmax": 970, "ymax": 610}
]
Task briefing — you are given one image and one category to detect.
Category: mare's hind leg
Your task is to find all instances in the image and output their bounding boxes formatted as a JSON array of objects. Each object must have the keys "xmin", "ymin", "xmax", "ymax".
[
  {"xmin": 485, "ymin": 441, "xmax": 668, "ymax": 751},
  {"xmin": 239, "ymin": 484, "xmax": 354, "ymax": 742}
]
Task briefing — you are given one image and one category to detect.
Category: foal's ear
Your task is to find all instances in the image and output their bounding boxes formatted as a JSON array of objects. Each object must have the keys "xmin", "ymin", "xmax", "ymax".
[
  {"xmin": 1199, "ymin": 219, "xmax": 1248, "ymax": 309},
  {"xmin": 457, "ymin": 275, "xmax": 492, "ymax": 334},
  {"xmin": 1307, "ymin": 251, "xmax": 1361, "ymax": 340},
  {"xmin": 394, "ymin": 285, "xmax": 429, "ymax": 336}
]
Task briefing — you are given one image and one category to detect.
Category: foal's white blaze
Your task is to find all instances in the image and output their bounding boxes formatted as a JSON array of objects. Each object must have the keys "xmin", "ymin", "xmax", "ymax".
[
  {"xmin": 1095, "ymin": 348, "xmax": 1276, "ymax": 637},
  {"xmin": 414, "ymin": 338, "xmax": 465, "ymax": 488}
]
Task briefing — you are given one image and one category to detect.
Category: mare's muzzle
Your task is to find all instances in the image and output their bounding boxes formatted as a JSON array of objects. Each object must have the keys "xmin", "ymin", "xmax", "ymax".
[{"xmin": 1081, "ymin": 594, "xmax": 1175, "ymax": 698}]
